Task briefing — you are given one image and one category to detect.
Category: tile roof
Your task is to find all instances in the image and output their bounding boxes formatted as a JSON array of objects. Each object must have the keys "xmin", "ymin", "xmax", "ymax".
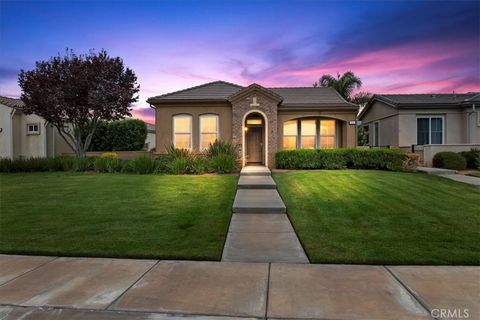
[
  {"xmin": 0, "ymin": 96, "xmax": 24, "ymax": 109},
  {"xmin": 147, "ymin": 81, "xmax": 356, "ymax": 108},
  {"xmin": 269, "ymin": 87, "xmax": 355, "ymax": 107},
  {"xmin": 375, "ymin": 93, "xmax": 480, "ymax": 106},
  {"xmin": 147, "ymin": 81, "xmax": 243, "ymax": 102},
  {"xmin": 358, "ymin": 92, "xmax": 480, "ymax": 119}
]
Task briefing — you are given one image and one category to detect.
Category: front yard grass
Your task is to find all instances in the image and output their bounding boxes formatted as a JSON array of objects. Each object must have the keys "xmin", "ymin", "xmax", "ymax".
[
  {"xmin": 0, "ymin": 173, "xmax": 237, "ymax": 260},
  {"xmin": 274, "ymin": 170, "xmax": 480, "ymax": 265}
]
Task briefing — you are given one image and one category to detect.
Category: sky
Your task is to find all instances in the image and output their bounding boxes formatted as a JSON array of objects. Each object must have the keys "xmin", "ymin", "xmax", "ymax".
[{"xmin": 0, "ymin": 0, "xmax": 479, "ymax": 124}]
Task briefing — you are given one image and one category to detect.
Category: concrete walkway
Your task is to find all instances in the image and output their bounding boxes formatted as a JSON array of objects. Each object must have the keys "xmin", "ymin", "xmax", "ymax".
[
  {"xmin": 417, "ymin": 166, "xmax": 480, "ymax": 187},
  {"xmin": 0, "ymin": 255, "xmax": 479, "ymax": 319},
  {"xmin": 222, "ymin": 166, "xmax": 308, "ymax": 263}
]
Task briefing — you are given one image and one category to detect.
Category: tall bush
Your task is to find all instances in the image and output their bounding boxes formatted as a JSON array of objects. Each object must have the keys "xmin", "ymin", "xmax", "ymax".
[
  {"xmin": 433, "ymin": 152, "xmax": 467, "ymax": 170},
  {"xmin": 89, "ymin": 119, "xmax": 147, "ymax": 151},
  {"xmin": 459, "ymin": 149, "xmax": 480, "ymax": 169}
]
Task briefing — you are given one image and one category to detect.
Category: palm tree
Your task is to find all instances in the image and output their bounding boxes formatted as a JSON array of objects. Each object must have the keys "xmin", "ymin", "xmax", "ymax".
[{"xmin": 314, "ymin": 71, "xmax": 363, "ymax": 102}]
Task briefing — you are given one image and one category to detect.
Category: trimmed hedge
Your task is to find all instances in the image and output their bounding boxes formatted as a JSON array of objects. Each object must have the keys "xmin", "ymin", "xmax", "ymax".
[
  {"xmin": 459, "ymin": 148, "xmax": 480, "ymax": 169},
  {"xmin": 433, "ymin": 152, "xmax": 467, "ymax": 170},
  {"xmin": 275, "ymin": 148, "xmax": 407, "ymax": 171},
  {"xmin": 89, "ymin": 119, "xmax": 147, "ymax": 151}
]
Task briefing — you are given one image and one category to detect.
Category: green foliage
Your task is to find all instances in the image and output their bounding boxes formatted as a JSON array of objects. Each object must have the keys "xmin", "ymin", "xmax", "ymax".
[
  {"xmin": 168, "ymin": 157, "xmax": 190, "ymax": 174},
  {"xmin": 89, "ymin": 119, "xmax": 147, "ymax": 151},
  {"xmin": 190, "ymin": 156, "xmax": 210, "ymax": 175},
  {"xmin": 0, "ymin": 156, "xmax": 94, "ymax": 173},
  {"xmin": 203, "ymin": 140, "xmax": 236, "ymax": 158},
  {"xmin": 165, "ymin": 144, "xmax": 192, "ymax": 159},
  {"xmin": 1, "ymin": 142, "xmax": 238, "ymax": 175},
  {"xmin": 459, "ymin": 148, "xmax": 480, "ymax": 169},
  {"xmin": 314, "ymin": 71, "xmax": 362, "ymax": 102},
  {"xmin": 357, "ymin": 126, "xmax": 368, "ymax": 146},
  {"xmin": 433, "ymin": 152, "xmax": 467, "ymax": 170},
  {"xmin": 123, "ymin": 155, "xmax": 156, "ymax": 174},
  {"xmin": 275, "ymin": 148, "xmax": 407, "ymax": 171},
  {"xmin": 210, "ymin": 154, "xmax": 236, "ymax": 174},
  {"xmin": 94, "ymin": 156, "xmax": 121, "ymax": 173}
]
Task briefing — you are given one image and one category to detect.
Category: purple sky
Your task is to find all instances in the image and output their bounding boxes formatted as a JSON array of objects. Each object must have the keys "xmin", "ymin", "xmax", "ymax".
[{"xmin": 1, "ymin": 0, "xmax": 479, "ymax": 124}]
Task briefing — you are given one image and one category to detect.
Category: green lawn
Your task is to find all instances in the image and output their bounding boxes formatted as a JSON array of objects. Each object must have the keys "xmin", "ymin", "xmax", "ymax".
[
  {"xmin": 274, "ymin": 170, "xmax": 480, "ymax": 265},
  {"xmin": 0, "ymin": 173, "xmax": 237, "ymax": 260}
]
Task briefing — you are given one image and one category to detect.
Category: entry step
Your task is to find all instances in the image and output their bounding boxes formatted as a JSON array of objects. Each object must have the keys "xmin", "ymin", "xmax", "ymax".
[
  {"xmin": 238, "ymin": 175, "xmax": 276, "ymax": 189},
  {"xmin": 240, "ymin": 166, "xmax": 271, "ymax": 176}
]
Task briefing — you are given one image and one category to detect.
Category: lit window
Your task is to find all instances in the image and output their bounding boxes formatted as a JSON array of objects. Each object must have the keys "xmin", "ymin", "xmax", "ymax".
[
  {"xmin": 173, "ymin": 115, "xmax": 192, "ymax": 150},
  {"xmin": 246, "ymin": 118, "xmax": 262, "ymax": 125},
  {"xmin": 27, "ymin": 123, "xmax": 40, "ymax": 135},
  {"xmin": 200, "ymin": 114, "xmax": 219, "ymax": 150},
  {"xmin": 320, "ymin": 120, "xmax": 336, "ymax": 148},
  {"xmin": 301, "ymin": 119, "xmax": 316, "ymax": 149},
  {"xmin": 283, "ymin": 120, "xmax": 297, "ymax": 149}
]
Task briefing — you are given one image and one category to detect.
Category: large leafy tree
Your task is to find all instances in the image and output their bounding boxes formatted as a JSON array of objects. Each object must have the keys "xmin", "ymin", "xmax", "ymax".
[
  {"xmin": 314, "ymin": 71, "xmax": 370, "ymax": 104},
  {"xmin": 18, "ymin": 49, "xmax": 139, "ymax": 156}
]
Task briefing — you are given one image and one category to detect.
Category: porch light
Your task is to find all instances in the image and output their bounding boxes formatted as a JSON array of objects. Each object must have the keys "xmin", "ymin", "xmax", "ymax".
[{"xmin": 244, "ymin": 127, "xmax": 248, "ymax": 132}]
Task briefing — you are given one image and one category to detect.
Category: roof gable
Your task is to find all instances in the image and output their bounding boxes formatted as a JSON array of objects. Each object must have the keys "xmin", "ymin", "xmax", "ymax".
[{"xmin": 228, "ymin": 83, "xmax": 283, "ymax": 103}]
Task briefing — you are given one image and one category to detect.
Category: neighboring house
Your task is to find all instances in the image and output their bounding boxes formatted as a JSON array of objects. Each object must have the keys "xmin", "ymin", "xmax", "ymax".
[
  {"xmin": 147, "ymin": 81, "xmax": 358, "ymax": 167},
  {"xmin": 145, "ymin": 123, "xmax": 156, "ymax": 151},
  {"xmin": 0, "ymin": 96, "xmax": 70, "ymax": 159},
  {"xmin": 358, "ymin": 93, "xmax": 480, "ymax": 165}
]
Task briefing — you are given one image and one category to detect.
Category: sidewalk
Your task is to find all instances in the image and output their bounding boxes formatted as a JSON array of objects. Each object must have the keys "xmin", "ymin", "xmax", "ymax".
[{"xmin": 0, "ymin": 254, "xmax": 478, "ymax": 319}]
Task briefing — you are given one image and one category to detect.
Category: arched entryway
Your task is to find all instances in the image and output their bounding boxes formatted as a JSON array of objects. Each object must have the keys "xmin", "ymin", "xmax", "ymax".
[{"xmin": 242, "ymin": 111, "xmax": 268, "ymax": 166}]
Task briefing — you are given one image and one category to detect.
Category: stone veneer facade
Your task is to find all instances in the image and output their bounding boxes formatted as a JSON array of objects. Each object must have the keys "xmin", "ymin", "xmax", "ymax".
[{"xmin": 231, "ymin": 91, "xmax": 279, "ymax": 168}]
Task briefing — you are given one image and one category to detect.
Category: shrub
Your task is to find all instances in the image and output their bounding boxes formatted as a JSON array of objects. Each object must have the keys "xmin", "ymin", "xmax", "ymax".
[
  {"xmin": 275, "ymin": 148, "xmax": 407, "ymax": 171},
  {"xmin": 404, "ymin": 152, "xmax": 420, "ymax": 169},
  {"xmin": 94, "ymin": 156, "xmax": 121, "ymax": 173},
  {"xmin": 168, "ymin": 157, "xmax": 190, "ymax": 174},
  {"xmin": 433, "ymin": 152, "xmax": 467, "ymax": 170},
  {"xmin": 154, "ymin": 155, "xmax": 171, "ymax": 174},
  {"xmin": 72, "ymin": 157, "xmax": 94, "ymax": 172},
  {"xmin": 89, "ymin": 119, "xmax": 147, "ymax": 151},
  {"xmin": 204, "ymin": 140, "xmax": 236, "ymax": 158},
  {"xmin": 101, "ymin": 152, "xmax": 118, "ymax": 159},
  {"xmin": 210, "ymin": 154, "xmax": 236, "ymax": 174},
  {"xmin": 459, "ymin": 148, "xmax": 480, "ymax": 169},
  {"xmin": 190, "ymin": 156, "xmax": 210, "ymax": 174},
  {"xmin": 126, "ymin": 155, "xmax": 156, "ymax": 174},
  {"xmin": 165, "ymin": 145, "xmax": 192, "ymax": 159}
]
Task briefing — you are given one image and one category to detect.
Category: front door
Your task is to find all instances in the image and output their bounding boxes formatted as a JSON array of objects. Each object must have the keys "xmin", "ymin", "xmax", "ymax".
[{"xmin": 246, "ymin": 127, "xmax": 263, "ymax": 163}]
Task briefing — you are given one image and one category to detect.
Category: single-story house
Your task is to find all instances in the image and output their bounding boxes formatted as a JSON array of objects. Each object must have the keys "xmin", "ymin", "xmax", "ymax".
[
  {"xmin": 358, "ymin": 93, "xmax": 480, "ymax": 165},
  {"xmin": 0, "ymin": 96, "xmax": 70, "ymax": 159},
  {"xmin": 147, "ymin": 81, "xmax": 358, "ymax": 167}
]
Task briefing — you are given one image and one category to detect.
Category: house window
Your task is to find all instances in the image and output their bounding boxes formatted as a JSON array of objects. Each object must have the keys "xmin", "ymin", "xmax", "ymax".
[
  {"xmin": 283, "ymin": 120, "xmax": 297, "ymax": 149},
  {"xmin": 319, "ymin": 120, "xmax": 336, "ymax": 149},
  {"xmin": 417, "ymin": 116, "xmax": 444, "ymax": 145},
  {"xmin": 173, "ymin": 114, "xmax": 192, "ymax": 150},
  {"xmin": 27, "ymin": 123, "xmax": 40, "ymax": 135},
  {"xmin": 200, "ymin": 114, "xmax": 219, "ymax": 150},
  {"xmin": 373, "ymin": 122, "xmax": 379, "ymax": 146},
  {"xmin": 301, "ymin": 119, "xmax": 316, "ymax": 149}
]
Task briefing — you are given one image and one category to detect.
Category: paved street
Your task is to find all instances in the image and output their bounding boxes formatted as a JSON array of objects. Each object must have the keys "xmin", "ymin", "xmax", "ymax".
[{"xmin": 0, "ymin": 254, "xmax": 478, "ymax": 319}]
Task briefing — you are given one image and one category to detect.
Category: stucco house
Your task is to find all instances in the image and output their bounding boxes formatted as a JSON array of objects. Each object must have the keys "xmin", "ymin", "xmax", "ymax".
[
  {"xmin": 358, "ymin": 93, "xmax": 480, "ymax": 165},
  {"xmin": 147, "ymin": 81, "xmax": 358, "ymax": 167},
  {"xmin": 0, "ymin": 96, "xmax": 70, "ymax": 159}
]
